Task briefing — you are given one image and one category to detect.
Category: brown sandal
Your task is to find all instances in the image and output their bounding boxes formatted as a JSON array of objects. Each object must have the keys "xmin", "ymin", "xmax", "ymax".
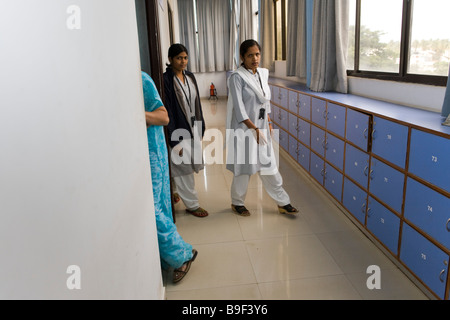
[
  {"xmin": 173, "ymin": 249, "xmax": 198, "ymax": 283},
  {"xmin": 231, "ymin": 205, "xmax": 251, "ymax": 217},
  {"xmin": 186, "ymin": 207, "xmax": 209, "ymax": 218},
  {"xmin": 278, "ymin": 204, "xmax": 299, "ymax": 215}
]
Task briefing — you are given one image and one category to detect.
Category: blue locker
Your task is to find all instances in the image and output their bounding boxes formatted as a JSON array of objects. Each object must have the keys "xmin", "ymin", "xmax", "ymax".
[
  {"xmin": 288, "ymin": 113, "xmax": 298, "ymax": 137},
  {"xmin": 409, "ymin": 129, "xmax": 450, "ymax": 193},
  {"xmin": 325, "ymin": 164, "xmax": 343, "ymax": 201},
  {"xmin": 367, "ymin": 197, "xmax": 401, "ymax": 255},
  {"xmin": 345, "ymin": 144, "xmax": 370, "ymax": 189},
  {"xmin": 310, "ymin": 152, "xmax": 325, "ymax": 185},
  {"xmin": 404, "ymin": 178, "xmax": 450, "ymax": 251},
  {"xmin": 369, "ymin": 158, "xmax": 405, "ymax": 214},
  {"xmin": 271, "ymin": 104, "xmax": 279, "ymax": 125},
  {"xmin": 288, "ymin": 135, "xmax": 298, "ymax": 161},
  {"xmin": 288, "ymin": 90, "xmax": 299, "ymax": 114},
  {"xmin": 279, "ymin": 128, "xmax": 289, "ymax": 152},
  {"xmin": 325, "ymin": 134, "xmax": 345, "ymax": 171},
  {"xmin": 401, "ymin": 224, "xmax": 449, "ymax": 300},
  {"xmin": 311, "ymin": 98, "xmax": 327, "ymax": 128},
  {"xmin": 298, "ymin": 119, "xmax": 311, "ymax": 147},
  {"xmin": 343, "ymin": 178, "xmax": 368, "ymax": 225},
  {"xmin": 276, "ymin": 87, "xmax": 288, "ymax": 109},
  {"xmin": 346, "ymin": 109, "xmax": 370, "ymax": 152},
  {"xmin": 279, "ymin": 108, "xmax": 289, "ymax": 131},
  {"xmin": 311, "ymin": 125, "xmax": 326, "ymax": 157},
  {"xmin": 299, "ymin": 93, "xmax": 311, "ymax": 120},
  {"xmin": 327, "ymin": 103, "xmax": 346, "ymax": 138},
  {"xmin": 298, "ymin": 144, "xmax": 310, "ymax": 171},
  {"xmin": 372, "ymin": 117, "xmax": 408, "ymax": 168}
]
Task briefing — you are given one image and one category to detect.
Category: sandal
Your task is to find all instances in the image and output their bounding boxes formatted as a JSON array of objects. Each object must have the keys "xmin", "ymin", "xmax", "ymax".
[
  {"xmin": 231, "ymin": 205, "xmax": 251, "ymax": 217},
  {"xmin": 173, "ymin": 249, "xmax": 198, "ymax": 283},
  {"xmin": 186, "ymin": 207, "xmax": 209, "ymax": 218},
  {"xmin": 278, "ymin": 204, "xmax": 299, "ymax": 215}
]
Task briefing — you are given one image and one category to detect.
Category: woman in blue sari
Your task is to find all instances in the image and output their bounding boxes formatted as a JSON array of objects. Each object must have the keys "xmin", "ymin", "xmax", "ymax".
[{"xmin": 142, "ymin": 71, "xmax": 197, "ymax": 283}]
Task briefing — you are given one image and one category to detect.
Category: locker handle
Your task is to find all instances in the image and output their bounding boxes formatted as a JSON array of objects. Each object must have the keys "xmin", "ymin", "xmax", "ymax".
[
  {"xmin": 322, "ymin": 141, "xmax": 329, "ymax": 150},
  {"xmin": 364, "ymin": 166, "xmax": 369, "ymax": 177},
  {"xmin": 446, "ymin": 219, "xmax": 450, "ymax": 232},
  {"xmin": 363, "ymin": 128, "xmax": 368, "ymax": 140},
  {"xmin": 369, "ymin": 170, "xmax": 375, "ymax": 181},
  {"xmin": 439, "ymin": 270, "xmax": 446, "ymax": 283},
  {"xmin": 367, "ymin": 208, "xmax": 372, "ymax": 218},
  {"xmin": 361, "ymin": 203, "xmax": 366, "ymax": 214}
]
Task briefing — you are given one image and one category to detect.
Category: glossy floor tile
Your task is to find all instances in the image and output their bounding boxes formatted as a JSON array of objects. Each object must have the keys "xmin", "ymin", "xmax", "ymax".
[{"xmin": 164, "ymin": 98, "xmax": 429, "ymax": 300}]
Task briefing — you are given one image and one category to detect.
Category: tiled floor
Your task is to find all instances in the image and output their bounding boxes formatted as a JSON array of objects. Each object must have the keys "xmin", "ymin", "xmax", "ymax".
[{"xmin": 163, "ymin": 98, "xmax": 429, "ymax": 300}]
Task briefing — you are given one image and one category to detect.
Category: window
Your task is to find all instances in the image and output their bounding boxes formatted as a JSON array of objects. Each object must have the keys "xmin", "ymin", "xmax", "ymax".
[
  {"xmin": 348, "ymin": 0, "xmax": 450, "ymax": 86},
  {"xmin": 274, "ymin": 0, "xmax": 288, "ymax": 61}
]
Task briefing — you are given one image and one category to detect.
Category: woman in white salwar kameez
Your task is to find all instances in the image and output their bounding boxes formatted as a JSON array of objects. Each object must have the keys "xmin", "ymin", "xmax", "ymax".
[{"xmin": 226, "ymin": 40, "xmax": 299, "ymax": 217}]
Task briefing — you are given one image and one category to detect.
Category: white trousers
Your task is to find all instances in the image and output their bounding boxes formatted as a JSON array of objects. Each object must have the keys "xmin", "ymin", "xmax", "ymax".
[
  {"xmin": 231, "ymin": 172, "xmax": 291, "ymax": 207},
  {"xmin": 173, "ymin": 173, "xmax": 200, "ymax": 211}
]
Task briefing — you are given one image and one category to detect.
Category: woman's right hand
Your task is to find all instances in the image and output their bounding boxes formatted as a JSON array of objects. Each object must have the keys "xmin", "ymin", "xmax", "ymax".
[{"xmin": 255, "ymin": 128, "xmax": 267, "ymax": 145}]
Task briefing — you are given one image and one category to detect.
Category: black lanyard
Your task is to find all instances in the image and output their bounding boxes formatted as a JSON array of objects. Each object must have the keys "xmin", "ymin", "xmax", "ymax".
[{"xmin": 175, "ymin": 73, "xmax": 193, "ymax": 114}]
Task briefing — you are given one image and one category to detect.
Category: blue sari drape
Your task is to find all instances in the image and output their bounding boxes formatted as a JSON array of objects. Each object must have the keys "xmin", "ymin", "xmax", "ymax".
[{"xmin": 142, "ymin": 72, "xmax": 193, "ymax": 269}]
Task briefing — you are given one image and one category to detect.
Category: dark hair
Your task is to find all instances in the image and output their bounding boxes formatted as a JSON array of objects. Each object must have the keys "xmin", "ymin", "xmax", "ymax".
[
  {"xmin": 167, "ymin": 43, "xmax": 189, "ymax": 67},
  {"xmin": 240, "ymin": 39, "xmax": 261, "ymax": 64}
]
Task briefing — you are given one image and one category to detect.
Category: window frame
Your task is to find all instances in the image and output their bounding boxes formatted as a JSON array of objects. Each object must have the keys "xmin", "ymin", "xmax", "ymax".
[{"xmin": 347, "ymin": 0, "xmax": 448, "ymax": 87}]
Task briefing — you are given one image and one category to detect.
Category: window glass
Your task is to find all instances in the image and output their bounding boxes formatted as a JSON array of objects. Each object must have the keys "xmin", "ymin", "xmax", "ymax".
[
  {"xmin": 359, "ymin": 0, "xmax": 403, "ymax": 73},
  {"xmin": 408, "ymin": 0, "xmax": 450, "ymax": 76}
]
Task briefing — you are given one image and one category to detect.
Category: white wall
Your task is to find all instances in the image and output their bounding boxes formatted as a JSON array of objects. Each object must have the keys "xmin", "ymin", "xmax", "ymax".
[{"xmin": 0, "ymin": 0, "xmax": 163, "ymax": 299}]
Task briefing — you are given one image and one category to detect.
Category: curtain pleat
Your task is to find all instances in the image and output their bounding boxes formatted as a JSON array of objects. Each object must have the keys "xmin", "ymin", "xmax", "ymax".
[
  {"xmin": 260, "ymin": 0, "xmax": 275, "ymax": 72},
  {"xmin": 286, "ymin": 0, "xmax": 307, "ymax": 78},
  {"xmin": 310, "ymin": 0, "xmax": 349, "ymax": 93},
  {"xmin": 178, "ymin": 0, "xmax": 199, "ymax": 72}
]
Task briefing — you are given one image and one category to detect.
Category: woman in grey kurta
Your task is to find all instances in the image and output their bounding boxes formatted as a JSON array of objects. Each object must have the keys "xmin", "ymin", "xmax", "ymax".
[{"xmin": 226, "ymin": 40, "xmax": 299, "ymax": 217}]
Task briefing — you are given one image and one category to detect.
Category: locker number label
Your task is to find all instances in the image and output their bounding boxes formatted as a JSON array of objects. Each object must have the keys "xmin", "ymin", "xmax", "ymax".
[{"xmin": 431, "ymin": 156, "xmax": 438, "ymax": 163}]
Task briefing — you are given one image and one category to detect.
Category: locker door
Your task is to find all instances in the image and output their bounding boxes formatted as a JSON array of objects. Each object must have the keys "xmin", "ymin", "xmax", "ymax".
[
  {"xmin": 298, "ymin": 119, "xmax": 311, "ymax": 147},
  {"xmin": 279, "ymin": 108, "xmax": 289, "ymax": 131},
  {"xmin": 369, "ymin": 158, "xmax": 405, "ymax": 214},
  {"xmin": 311, "ymin": 125, "xmax": 326, "ymax": 157},
  {"xmin": 310, "ymin": 152, "xmax": 325, "ymax": 185},
  {"xmin": 401, "ymin": 224, "xmax": 449, "ymax": 300},
  {"xmin": 344, "ymin": 144, "xmax": 370, "ymax": 189},
  {"xmin": 298, "ymin": 93, "xmax": 311, "ymax": 120},
  {"xmin": 372, "ymin": 117, "xmax": 408, "ymax": 168},
  {"xmin": 278, "ymin": 87, "xmax": 289, "ymax": 109},
  {"xmin": 311, "ymin": 98, "xmax": 327, "ymax": 128},
  {"xmin": 409, "ymin": 129, "xmax": 450, "ymax": 193},
  {"xmin": 271, "ymin": 104, "xmax": 279, "ymax": 125},
  {"xmin": 346, "ymin": 109, "xmax": 370, "ymax": 152},
  {"xmin": 325, "ymin": 134, "xmax": 345, "ymax": 171},
  {"xmin": 288, "ymin": 135, "xmax": 299, "ymax": 161},
  {"xmin": 298, "ymin": 144, "xmax": 310, "ymax": 171},
  {"xmin": 325, "ymin": 164, "xmax": 343, "ymax": 202},
  {"xmin": 279, "ymin": 128, "xmax": 289, "ymax": 151},
  {"xmin": 327, "ymin": 103, "xmax": 346, "ymax": 138},
  {"xmin": 343, "ymin": 178, "xmax": 368, "ymax": 225},
  {"xmin": 288, "ymin": 90, "xmax": 299, "ymax": 114},
  {"xmin": 367, "ymin": 197, "xmax": 401, "ymax": 255},
  {"xmin": 404, "ymin": 178, "xmax": 450, "ymax": 251},
  {"xmin": 288, "ymin": 113, "xmax": 299, "ymax": 137}
]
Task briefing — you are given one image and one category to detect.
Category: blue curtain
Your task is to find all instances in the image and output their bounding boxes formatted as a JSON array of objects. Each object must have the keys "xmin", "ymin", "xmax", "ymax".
[{"xmin": 442, "ymin": 66, "xmax": 450, "ymax": 118}]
